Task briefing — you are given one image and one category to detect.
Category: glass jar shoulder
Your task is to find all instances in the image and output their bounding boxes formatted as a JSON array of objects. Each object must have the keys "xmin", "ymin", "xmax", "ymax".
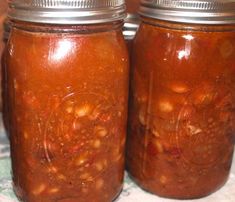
[
  {"xmin": 133, "ymin": 20, "xmax": 235, "ymax": 81},
  {"xmin": 7, "ymin": 24, "xmax": 128, "ymax": 75}
]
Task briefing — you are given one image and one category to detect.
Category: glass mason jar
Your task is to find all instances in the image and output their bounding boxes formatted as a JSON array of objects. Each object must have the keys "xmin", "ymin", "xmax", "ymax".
[
  {"xmin": 127, "ymin": 0, "xmax": 235, "ymax": 199},
  {"xmin": 2, "ymin": 19, "xmax": 10, "ymax": 136},
  {"xmin": 6, "ymin": 1, "xmax": 129, "ymax": 202},
  {"xmin": 123, "ymin": 14, "xmax": 140, "ymax": 53},
  {"xmin": 0, "ymin": 0, "xmax": 7, "ymax": 111}
]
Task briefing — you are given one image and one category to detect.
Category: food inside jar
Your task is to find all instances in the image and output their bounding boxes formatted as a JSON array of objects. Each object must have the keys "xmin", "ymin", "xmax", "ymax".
[
  {"xmin": 7, "ymin": 23, "xmax": 129, "ymax": 202},
  {"xmin": 127, "ymin": 20, "xmax": 235, "ymax": 199}
]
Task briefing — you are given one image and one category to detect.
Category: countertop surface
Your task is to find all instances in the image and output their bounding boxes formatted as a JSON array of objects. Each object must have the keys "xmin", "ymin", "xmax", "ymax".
[{"xmin": 0, "ymin": 117, "xmax": 234, "ymax": 202}]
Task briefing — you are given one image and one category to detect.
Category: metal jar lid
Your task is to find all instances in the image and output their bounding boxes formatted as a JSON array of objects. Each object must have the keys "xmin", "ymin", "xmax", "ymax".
[
  {"xmin": 8, "ymin": 0, "xmax": 126, "ymax": 24},
  {"xmin": 123, "ymin": 14, "xmax": 140, "ymax": 40},
  {"xmin": 139, "ymin": 0, "xmax": 235, "ymax": 24}
]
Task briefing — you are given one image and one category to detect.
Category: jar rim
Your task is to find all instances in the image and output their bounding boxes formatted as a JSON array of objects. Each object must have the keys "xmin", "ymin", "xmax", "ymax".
[
  {"xmin": 8, "ymin": 0, "xmax": 126, "ymax": 24},
  {"xmin": 139, "ymin": 0, "xmax": 235, "ymax": 25}
]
